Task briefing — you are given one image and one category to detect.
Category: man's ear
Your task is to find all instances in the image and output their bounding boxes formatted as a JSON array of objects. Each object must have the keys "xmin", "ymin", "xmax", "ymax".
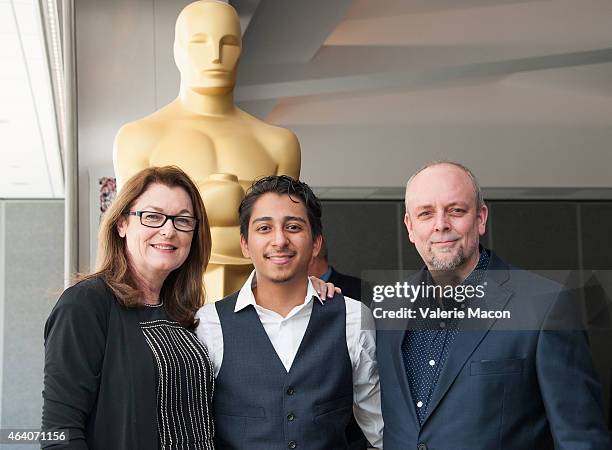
[
  {"xmin": 117, "ymin": 216, "xmax": 127, "ymax": 238},
  {"xmin": 478, "ymin": 204, "xmax": 489, "ymax": 236},
  {"xmin": 404, "ymin": 212, "xmax": 415, "ymax": 243},
  {"xmin": 312, "ymin": 234, "xmax": 323, "ymax": 259},
  {"xmin": 240, "ymin": 234, "xmax": 250, "ymax": 259}
]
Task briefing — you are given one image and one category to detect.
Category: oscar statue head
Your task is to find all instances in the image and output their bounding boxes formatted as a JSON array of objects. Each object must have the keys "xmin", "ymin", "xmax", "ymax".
[{"xmin": 174, "ymin": 1, "xmax": 242, "ymax": 95}]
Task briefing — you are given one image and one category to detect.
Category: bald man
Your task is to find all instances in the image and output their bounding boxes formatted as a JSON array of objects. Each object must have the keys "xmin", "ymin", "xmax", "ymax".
[{"xmin": 376, "ymin": 161, "xmax": 611, "ymax": 450}]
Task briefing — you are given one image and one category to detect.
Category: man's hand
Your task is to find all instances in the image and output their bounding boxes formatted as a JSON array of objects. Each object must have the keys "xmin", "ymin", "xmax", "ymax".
[{"xmin": 309, "ymin": 276, "xmax": 342, "ymax": 300}]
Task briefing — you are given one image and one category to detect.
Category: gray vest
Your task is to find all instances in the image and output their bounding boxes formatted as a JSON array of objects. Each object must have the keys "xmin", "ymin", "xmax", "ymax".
[{"xmin": 213, "ymin": 291, "xmax": 353, "ymax": 450}]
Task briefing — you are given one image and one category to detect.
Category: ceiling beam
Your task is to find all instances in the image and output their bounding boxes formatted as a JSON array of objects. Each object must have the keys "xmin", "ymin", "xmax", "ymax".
[
  {"xmin": 235, "ymin": 47, "xmax": 612, "ymax": 102},
  {"xmin": 234, "ymin": 0, "xmax": 352, "ymax": 118}
]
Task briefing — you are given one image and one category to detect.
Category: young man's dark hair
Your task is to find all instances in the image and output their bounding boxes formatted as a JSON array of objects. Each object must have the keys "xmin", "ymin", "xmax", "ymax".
[{"xmin": 239, "ymin": 175, "xmax": 322, "ymax": 239}]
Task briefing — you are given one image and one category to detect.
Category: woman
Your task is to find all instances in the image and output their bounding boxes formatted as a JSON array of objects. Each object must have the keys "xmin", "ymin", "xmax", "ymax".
[
  {"xmin": 42, "ymin": 166, "xmax": 214, "ymax": 449},
  {"xmin": 42, "ymin": 166, "xmax": 337, "ymax": 449}
]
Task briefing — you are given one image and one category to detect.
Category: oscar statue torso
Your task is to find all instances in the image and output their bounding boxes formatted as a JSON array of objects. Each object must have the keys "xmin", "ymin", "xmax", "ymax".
[{"xmin": 148, "ymin": 106, "xmax": 284, "ymax": 188}]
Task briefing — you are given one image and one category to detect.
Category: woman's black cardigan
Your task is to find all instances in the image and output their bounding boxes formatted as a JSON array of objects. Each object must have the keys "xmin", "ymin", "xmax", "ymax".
[{"xmin": 42, "ymin": 277, "xmax": 161, "ymax": 449}]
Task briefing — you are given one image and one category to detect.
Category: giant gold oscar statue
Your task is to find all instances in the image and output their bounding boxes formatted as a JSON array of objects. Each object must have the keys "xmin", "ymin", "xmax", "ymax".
[{"xmin": 113, "ymin": 0, "xmax": 300, "ymax": 300}]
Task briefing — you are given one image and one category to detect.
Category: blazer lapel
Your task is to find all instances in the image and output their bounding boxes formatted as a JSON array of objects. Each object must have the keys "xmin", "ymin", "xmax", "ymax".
[
  {"xmin": 389, "ymin": 328, "xmax": 420, "ymax": 426},
  {"xmin": 421, "ymin": 259, "xmax": 513, "ymax": 426},
  {"xmin": 385, "ymin": 268, "xmax": 428, "ymax": 427}
]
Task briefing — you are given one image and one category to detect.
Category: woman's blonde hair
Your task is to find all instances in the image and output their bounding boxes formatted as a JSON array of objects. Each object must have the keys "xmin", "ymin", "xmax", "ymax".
[{"xmin": 82, "ymin": 166, "xmax": 211, "ymax": 329}]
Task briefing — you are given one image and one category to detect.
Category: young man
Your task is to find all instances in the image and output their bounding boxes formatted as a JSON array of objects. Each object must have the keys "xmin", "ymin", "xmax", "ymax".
[{"xmin": 196, "ymin": 175, "xmax": 383, "ymax": 449}]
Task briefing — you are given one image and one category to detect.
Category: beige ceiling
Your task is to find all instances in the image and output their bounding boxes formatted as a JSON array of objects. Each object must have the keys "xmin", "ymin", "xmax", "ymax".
[{"xmin": 234, "ymin": 0, "xmax": 612, "ymax": 187}]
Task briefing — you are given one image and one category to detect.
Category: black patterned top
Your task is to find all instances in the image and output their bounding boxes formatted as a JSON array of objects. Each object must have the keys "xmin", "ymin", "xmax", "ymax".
[{"xmin": 139, "ymin": 303, "xmax": 215, "ymax": 450}]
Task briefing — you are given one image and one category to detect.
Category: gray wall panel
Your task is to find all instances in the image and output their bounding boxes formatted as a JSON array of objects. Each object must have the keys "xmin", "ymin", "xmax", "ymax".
[
  {"xmin": 580, "ymin": 202, "xmax": 612, "ymax": 425},
  {"xmin": 582, "ymin": 203, "xmax": 612, "ymax": 269},
  {"xmin": 489, "ymin": 202, "xmax": 580, "ymax": 269},
  {"xmin": 321, "ymin": 201, "xmax": 399, "ymax": 277},
  {"xmin": 0, "ymin": 201, "xmax": 63, "ymax": 446}
]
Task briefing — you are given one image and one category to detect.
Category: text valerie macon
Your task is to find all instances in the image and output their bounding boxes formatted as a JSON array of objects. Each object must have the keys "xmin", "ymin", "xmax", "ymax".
[{"xmin": 372, "ymin": 306, "xmax": 511, "ymax": 320}]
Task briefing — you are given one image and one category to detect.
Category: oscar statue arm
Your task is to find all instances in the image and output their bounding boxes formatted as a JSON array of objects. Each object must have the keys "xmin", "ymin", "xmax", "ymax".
[
  {"xmin": 197, "ymin": 174, "xmax": 244, "ymax": 227},
  {"xmin": 113, "ymin": 121, "xmax": 159, "ymax": 189},
  {"xmin": 265, "ymin": 127, "xmax": 301, "ymax": 179}
]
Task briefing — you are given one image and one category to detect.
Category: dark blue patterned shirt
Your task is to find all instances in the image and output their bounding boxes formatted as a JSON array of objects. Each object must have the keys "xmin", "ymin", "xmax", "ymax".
[{"xmin": 401, "ymin": 248, "xmax": 490, "ymax": 424}]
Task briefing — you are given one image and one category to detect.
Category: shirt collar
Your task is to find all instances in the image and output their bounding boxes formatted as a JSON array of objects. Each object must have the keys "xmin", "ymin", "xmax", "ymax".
[
  {"xmin": 463, "ymin": 246, "xmax": 490, "ymax": 286},
  {"xmin": 234, "ymin": 270, "xmax": 324, "ymax": 313},
  {"xmin": 320, "ymin": 266, "xmax": 333, "ymax": 282}
]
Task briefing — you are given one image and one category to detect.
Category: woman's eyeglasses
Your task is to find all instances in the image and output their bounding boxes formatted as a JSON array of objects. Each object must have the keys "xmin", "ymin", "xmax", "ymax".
[{"xmin": 125, "ymin": 211, "xmax": 198, "ymax": 232}]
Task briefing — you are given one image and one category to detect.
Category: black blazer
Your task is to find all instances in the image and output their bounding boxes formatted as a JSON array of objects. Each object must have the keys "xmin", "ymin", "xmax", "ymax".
[
  {"xmin": 377, "ymin": 251, "xmax": 611, "ymax": 450},
  {"xmin": 328, "ymin": 267, "xmax": 364, "ymax": 303},
  {"xmin": 42, "ymin": 278, "xmax": 160, "ymax": 449}
]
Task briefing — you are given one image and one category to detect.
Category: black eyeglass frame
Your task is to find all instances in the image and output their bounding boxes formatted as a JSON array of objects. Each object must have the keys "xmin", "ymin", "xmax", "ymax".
[{"xmin": 125, "ymin": 210, "xmax": 198, "ymax": 232}]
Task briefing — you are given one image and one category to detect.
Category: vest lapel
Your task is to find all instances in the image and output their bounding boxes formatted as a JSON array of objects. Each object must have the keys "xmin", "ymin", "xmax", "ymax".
[
  {"xmin": 241, "ymin": 304, "xmax": 290, "ymax": 374},
  {"xmin": 289, "ymin": 295, "xmax": 321, "ymax": 374},
  {"xmin": 242, "ymin": 295, "xmax": 322, "ymax": 375}
]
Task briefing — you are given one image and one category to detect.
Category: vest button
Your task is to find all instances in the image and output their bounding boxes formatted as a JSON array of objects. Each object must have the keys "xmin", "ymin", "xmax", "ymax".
[
  {"xmin": 286, "ymin": 387, "xmax": 295, "ymax": 395},
  {"xmin": 417, "ymin": 444, "xmax": 428, "ymax": 450},
  {"xmin": 287, "ymin": 413, "xmax": 295, "ymax": 421},
  {"xmin": 288, "ymin": 440, "xmax": 297, "ymax": 448}
]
